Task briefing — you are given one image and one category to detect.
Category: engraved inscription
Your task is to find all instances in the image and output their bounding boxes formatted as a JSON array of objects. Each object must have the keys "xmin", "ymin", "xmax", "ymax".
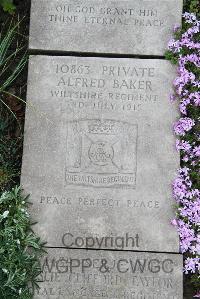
[
  {"xmin": 22, "ymin": 56, "xmax": 180, "ymax": 252},
  {"xmin": 39, "ymin": 195, "xmax": 160, "ymax": 209},
  {"xmin": 51, "ymin": 62, "xmax": 159, "ymax": 114},
  {"xmin": 33, "ymin": 250, "xmax": 183, "ymax": 299},
  {"xmin": 30, "ymin": 0, "xmax": 183, "ymax": 55},
  {"xmin": 65, "ymin": 119, "xmax": 138, "ymax": 188},
  {"xmin": 48, "ymin": 4, "xmax": 164, "ymax": 27}
]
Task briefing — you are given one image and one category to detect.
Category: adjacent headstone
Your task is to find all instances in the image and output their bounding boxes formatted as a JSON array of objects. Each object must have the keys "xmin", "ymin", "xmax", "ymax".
[
  {"xmin": 29, "ymin": 0, "xmax": 183, "ymax": 56},
  {"xmin": 21, "ymin": 55, "xmax": 179, "ymax": 252},
  {"xmin": 34, "ymin": 248, "xmax": 183, "ymax": 299}
]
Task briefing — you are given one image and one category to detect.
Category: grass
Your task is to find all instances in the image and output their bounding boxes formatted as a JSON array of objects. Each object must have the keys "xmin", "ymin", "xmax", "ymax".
[
  {"xmin": 0, "ymin": 19, "xmax": 44, "ymax": 299},
  {"xmin": 0, "ymin": 187, "xmax": 45, "ymax": 299},
  {"xmin": 0, "ymin": 20, "xmax": 27, "ymax": 120},
  {"xmin": 0, "ymin": 20, "xmax": 27, "ymax": 192}
]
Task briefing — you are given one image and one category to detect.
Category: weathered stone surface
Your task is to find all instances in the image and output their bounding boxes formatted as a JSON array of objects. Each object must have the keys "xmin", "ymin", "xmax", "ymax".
[
  {"xmin": 21, "ymin": 55, "xmax": 179, "ymax": 252},
  {"xmin": 29, "ymin": 0, "xmax": 183, "ymax": 56},
  {"xmin": 34, "ymin": 248, "xmax": 183, "ymax": 299}
]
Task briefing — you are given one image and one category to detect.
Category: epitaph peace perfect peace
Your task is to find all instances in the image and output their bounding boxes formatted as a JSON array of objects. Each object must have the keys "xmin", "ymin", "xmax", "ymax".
[{"xmin": 21, "ymin": 56, "xmax": 180, "ymax": 252}]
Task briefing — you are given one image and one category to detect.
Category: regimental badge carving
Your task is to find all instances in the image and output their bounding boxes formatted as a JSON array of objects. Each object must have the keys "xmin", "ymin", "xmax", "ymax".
[{"xmin": 65, "ymin": 119, "xmax": 138, "ymax": 188}]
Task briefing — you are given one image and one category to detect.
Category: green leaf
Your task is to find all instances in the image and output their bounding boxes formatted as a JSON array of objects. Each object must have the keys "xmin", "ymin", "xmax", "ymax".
[{"xmin": 0, "ymin": 0, "xmax": 16, "ymax": 13}]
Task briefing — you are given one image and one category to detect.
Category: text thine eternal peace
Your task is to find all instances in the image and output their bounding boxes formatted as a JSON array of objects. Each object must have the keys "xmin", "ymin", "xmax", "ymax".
[{"xmin": 48, "ymin": 5, "xmax": 164, "ymax": 27}]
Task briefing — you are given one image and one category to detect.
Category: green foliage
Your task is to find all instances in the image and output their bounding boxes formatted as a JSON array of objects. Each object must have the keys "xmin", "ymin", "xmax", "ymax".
[
  {"xmin": 0, "ymin": 19, "xmax": 44, "ymax": 298},
  {"xmin": 0, "ymin": 20, "xmax": 27, "ymax": 192},
  {"xmin": 0, "ymin": 19, "xmax": 42, "ymax": 298},
  {"xmin": 0, "ymin": 0, "xmax": 16, "ymax": 14},
  {"xmin": 0, "ymin": 21, "xmax": 27, "ymax": 119},
  {"xmin": 0, "ymin": 133, "xmax": 22, "ymax": 192},
  {"xmin": 183, "ymin": 0, "xmax": 200, "ymax": 16},
  {"xmin": 165, "ymin": 51, "xmax": 178, "ymax": 65},
  {"xmin": 0, "ymin": 187, "xmax": 45, "ymax": 299}
]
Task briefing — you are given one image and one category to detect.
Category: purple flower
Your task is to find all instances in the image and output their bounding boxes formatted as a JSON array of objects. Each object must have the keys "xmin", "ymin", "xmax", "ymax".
[
  {"xmin": 193, "ymin": 146, "xmax": 200, "ymax": 157},
  {"xmin": 169, "ymin": 11, "xmax": 199, "ymax": 283},
  {"xmin": 171, "ymin": 219, "xmax": 178, "ymax": 226},
  {"xmin": 184, "ymin": 257, "xmax": 200, "ymax": 274},
  {"xmin": 174, "ymin": 118, "xmax": 195, "ymax": 136},
  {"xmin": 176, "ymin": 140, "xmax": 192, "ymax": 152},
  {"xmin": 173, "ymin": 24, "xmax": 181, "ymax": 32},
  {"xmin": 170, "ymin": 94, "xmax": 176, "ymax": 102}
]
